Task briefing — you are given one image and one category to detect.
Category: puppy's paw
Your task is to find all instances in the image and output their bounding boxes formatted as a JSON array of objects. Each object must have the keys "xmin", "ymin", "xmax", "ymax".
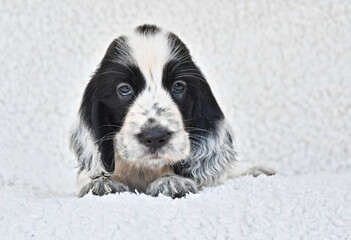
[
  {"xmin": 146, "ymin": 175, "xmax": 198, "ymax": 198},
  {"xmin": 78, "ymin": 176, "xmax": 129, "ymax": 198},
  {"xmin": 241, "ymin": 166, "xmax": 276, "ymax": 177}
]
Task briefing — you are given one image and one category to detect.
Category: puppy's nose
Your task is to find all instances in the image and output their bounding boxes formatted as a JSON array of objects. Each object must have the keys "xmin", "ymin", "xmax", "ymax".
[{"xmin": 138, "ymin": 128, "xmax": 170, "ymax": 149}]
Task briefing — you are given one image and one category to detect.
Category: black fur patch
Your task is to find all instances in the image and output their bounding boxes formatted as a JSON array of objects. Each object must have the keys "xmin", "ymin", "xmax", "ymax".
[
  {"xmin": 78, "ymin": 37, "xmax": 146, "ymax": 173},
  {"xmin": 163, "ymin": 34, "xmax": 224, "ymax": 134},
  {"xmin": 136, "ymin": 24, "xmax": 160, "ymax": 35},
  {"xmin": 164, "ymin": 32, "xmax": 226, "ymax": 177}
]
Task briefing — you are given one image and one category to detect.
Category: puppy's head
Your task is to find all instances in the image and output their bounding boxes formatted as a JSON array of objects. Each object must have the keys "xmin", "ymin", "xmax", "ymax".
[{"xmin": 79, "ymin": 25, "xmax": 224, "ymax": 172}]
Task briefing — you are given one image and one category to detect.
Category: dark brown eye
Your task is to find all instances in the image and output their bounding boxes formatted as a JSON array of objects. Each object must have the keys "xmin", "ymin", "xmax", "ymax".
[
  {"xmin": 172, "ymin": 80, "xmax": 186, "ymax": 94},
  {"xmin": 117, "ymin": 83, "xmax": 133, "ymax": 96}
]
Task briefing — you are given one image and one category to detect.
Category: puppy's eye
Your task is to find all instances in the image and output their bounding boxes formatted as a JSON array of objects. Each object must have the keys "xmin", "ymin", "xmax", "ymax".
[
  {"xmin": 172, "ymin": 80, "xmax": 186, "ymax": 94},
  {"xmin": 117, "ymin": 83, "xmax": 133, "ymax": 96}
]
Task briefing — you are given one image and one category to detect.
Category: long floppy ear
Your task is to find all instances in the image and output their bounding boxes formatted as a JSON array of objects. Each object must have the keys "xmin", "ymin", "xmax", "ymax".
[
  {"xmin": 90, "ymin": 99, "xmax": 116, "ymax": 173},
  {"xmin": 167, "ymin": 32, "xmax": 226, "ymax": 135},
  {"xmin": 167, "ymin": 30, "xmax": 236, "ymax": 185},
  {"xmin": 70, "ymin": 82, "xmax": 116, "ymax": 176},
  {"xmin": 71, "ymin": 38, "xmax": 127, "ymax": 175},
  {"xmin": 174, "ymin": 70, "xmax": 237, "ymax": 186}
]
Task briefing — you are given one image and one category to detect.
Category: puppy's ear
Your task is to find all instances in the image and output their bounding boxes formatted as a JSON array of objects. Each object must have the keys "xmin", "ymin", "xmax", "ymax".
[
  {"xmin": 192, "ymin": 78, "xmax": 224, "ymax": 133},
  {"xmin": 77, "ymin": 79, "xmax": 116, "ymax": 174},
  {"xmin": 78, "ymin": 81, "xmax": 116, "ymax": 174},
  {"xmin": 75, "ymin": 37, "xmax": 129, "ymax": 174},
  {"xmin": 174, "ymin": 68, "xmax": 236, "ymax": 185},
  {"xmin": 167, "ymin": 32, "xmax": 225, "ymax": 133},
  {"xmin": 90, "ymin": 99, "xmax": 116, "ymax": 173}
]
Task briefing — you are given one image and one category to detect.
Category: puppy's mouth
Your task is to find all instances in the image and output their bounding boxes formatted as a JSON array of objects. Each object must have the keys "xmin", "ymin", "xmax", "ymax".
[
  {"xmin": 149, "ymin": 150, "xmax": 160, "ymax": 157},
  {"xmin": 142, "ymin": 149, "xmax": 167, "ymax": 160},
  {"xmin": 138, "ymin": 146, "xmax": 182, "ymax": 163}
]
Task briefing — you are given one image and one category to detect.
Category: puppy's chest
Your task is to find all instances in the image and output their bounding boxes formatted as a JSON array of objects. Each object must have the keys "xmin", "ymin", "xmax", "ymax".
[{"xmin": 112, "ymin": 160, "xmax": 173, "ymax": 193}]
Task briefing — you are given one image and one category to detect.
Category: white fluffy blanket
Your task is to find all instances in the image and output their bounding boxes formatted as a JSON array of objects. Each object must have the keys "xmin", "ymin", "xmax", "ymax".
[
  {"xmin": 0, "ymin": 0, "xmax": 350, "ymax": 239},
  {"xmin": 2, "ymin": 175, "xmax": 351, "ymax": 239}
]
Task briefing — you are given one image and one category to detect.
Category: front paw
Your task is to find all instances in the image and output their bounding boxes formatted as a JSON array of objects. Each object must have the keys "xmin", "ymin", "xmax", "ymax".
[
  {"xmin": 146, "ymin": 175, "xmax": 198, "ymax": 198},
  {"xmin": 242, "ymin": 166, "xmax": 276, "ymax": 177},
  {"xmin": 78, "ymin": 176, "xmax": 129, "ymax": 198}
]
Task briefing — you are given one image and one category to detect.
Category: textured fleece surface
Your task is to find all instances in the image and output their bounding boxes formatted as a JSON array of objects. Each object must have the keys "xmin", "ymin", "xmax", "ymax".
[
  {"xmin": 2, "ymin": 175, "xmax": 351, "ymax": 239},
  {"xmin": 0, "ymin": 0, "xmax": 350, "ymax": 239}
]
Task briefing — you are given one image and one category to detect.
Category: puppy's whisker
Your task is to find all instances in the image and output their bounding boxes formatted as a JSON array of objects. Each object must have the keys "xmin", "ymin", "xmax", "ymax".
[
  {"xmin": 189, "ymin": 140, "xmax": 206, "ymax": 150},
  {"xmin": 184, "ymin": 127, "xmax": 214, "ymax": 134},
  {"xmin": 94, "ymin": 137, "xmax": 115, "ymax": 145},
  {"xmin": 93, "ymin": 133, "xmax": 117, "ymax": 145},
  {"xmin": 188, "ymin": 134, "xmax": 209, "ymax": 140}
]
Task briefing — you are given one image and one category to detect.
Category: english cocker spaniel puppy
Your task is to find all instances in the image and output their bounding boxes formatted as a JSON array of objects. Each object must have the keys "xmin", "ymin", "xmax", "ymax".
[{"xmin": 70, "ymin": 24, "xmax": 275, "ymax": 198}]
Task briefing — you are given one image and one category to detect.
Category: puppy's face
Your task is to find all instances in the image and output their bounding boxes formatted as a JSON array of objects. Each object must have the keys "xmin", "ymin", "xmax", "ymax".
[
  {"xmin": 81, "ymin": 25, "xmax": 223, "ymax": 172},
  {"xmin": 115, "ymin": 30, "xmax": 191, "ymax": 168}
]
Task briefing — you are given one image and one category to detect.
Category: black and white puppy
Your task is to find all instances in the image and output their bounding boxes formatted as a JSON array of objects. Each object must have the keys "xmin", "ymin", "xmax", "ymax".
[{"xmin": 70, "ymin": 24, "xmax": 274, "ymax": 198}]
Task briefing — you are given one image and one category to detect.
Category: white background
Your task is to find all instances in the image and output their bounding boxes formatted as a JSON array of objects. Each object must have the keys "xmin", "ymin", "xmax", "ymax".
[{"xmin": 1, "ymin": 1, "xmax": 351, "ymax": 239}]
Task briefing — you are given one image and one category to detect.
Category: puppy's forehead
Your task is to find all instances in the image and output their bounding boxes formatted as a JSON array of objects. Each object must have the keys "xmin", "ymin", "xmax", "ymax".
[{"xmin": 127, "ymin": 30, "xmax": 173, "ymax": 86}]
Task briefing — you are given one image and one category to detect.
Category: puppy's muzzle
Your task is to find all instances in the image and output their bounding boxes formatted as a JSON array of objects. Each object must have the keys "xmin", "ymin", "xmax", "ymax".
[{"xmin": 138, "ymin": 128, "xmax": 171, "ymax": 150}]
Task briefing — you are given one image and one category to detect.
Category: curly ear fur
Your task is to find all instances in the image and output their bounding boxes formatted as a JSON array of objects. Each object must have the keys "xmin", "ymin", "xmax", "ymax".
[
  {"xmin": 172, "ymin": 67, "xmax": 237, "ymax": 186},
  {"xmin": 174, "ymin": 120, "xmax": 237, "ymax": 186}
]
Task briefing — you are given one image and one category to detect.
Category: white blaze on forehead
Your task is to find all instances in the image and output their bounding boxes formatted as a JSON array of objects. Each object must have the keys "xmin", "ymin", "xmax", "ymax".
[
  {"xmin": 127, "ymin": 31, "xmax": 172, "ymax": 86},
  {"xmin": 114, "ymin": 30, "xmax": 190, "ymax": 166}
]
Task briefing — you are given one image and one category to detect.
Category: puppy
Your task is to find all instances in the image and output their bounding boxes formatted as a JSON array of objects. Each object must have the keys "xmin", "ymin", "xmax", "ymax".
[{"xmin": 70, "ymin": 24, "xmax": 274, "ymax": 198}]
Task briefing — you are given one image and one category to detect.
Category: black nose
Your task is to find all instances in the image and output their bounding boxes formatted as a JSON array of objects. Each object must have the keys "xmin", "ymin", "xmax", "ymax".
[{"xmin": 138, "ymin": 128, "xmax": 170, "ymax": 149}]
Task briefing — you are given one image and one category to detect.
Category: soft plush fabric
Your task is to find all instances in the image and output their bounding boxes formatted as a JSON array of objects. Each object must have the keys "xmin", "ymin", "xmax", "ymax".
[
  {"xmin": 0, "ymin": 0, "xmax": 350, "ymax": 239},
  {"xmin": 2, "ymin": 175, "xmax": 351, "ymax": 239}
]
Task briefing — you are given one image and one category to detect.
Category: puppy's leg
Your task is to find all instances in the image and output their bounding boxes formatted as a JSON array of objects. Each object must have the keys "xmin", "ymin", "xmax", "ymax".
[
  {"xmin": 240, "ymin": 166, "xmax": 276, "ymax": 177},
  {"xmin": 78, "ymin": 176, "xmax": 129, "ymax": 198},
  {"xmin": 146, "ymin": 175, "xmax": 198, "ymax": 198}
]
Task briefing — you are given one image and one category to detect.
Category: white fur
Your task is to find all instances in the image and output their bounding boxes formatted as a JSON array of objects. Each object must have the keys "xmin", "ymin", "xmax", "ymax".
[
  {"xmin": 115, "ymin": 30, "xmax": 191, "ymax": 168},
  {"xmin": 76, "ymin": 169, "xmax": 91, "ymax": 193},
  {"xmin": 70, "ymin": 119, "xmax": 107, "ymax": 193}
]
